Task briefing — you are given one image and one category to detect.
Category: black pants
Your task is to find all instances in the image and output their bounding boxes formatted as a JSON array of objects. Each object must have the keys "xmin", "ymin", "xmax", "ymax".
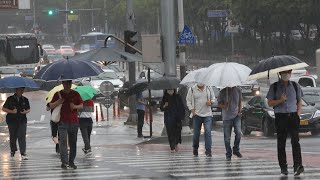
[
  {"xmin": 8, "ymin": 122, "xmax": 27, "ymax": 154},
  {"xmin": 165, "ymin": 118, "xmax": 182, "ymax": 150},
  {"xmin": 50, "ymin": 120, "xmax": 59, "ymax": 137},
  {"xmin": 79, "ymin": 118, "xmax": 93, "ymax": 150},
  {"xmin": 275, "ymin": 112, "xmax": 302, "ymax": 169},
  {"xmin": 137, "ymin": 109, "xmax": 145, "ymax": 136}
]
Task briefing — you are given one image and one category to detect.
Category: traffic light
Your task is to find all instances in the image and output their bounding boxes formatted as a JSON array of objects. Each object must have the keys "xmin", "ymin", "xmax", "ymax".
[{"xmin": 124, "ymin": 30, "xmax": 137, "ymax": 54}]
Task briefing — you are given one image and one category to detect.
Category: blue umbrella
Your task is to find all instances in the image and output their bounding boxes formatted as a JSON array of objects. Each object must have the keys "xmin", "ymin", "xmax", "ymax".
[
  {"xmin": 0, "ymin": 76, "xmax": 39, "ymax": 93},
  {"xmin": 33, "ymin": 59, "xmax": 103, "ymax": 81}
]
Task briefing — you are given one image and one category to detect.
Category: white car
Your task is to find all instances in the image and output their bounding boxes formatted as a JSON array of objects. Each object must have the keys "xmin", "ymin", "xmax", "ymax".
[
  {"xmin": 81, "ymin": 69, "xmax": 123, "ymax": 94},
  {"xmin": 42, "ymin": 44, "xmax": 56, "ymax": 55},
  {"xmin": 58, "ymin": 45, "xmax": 75, "ymax": 57}
]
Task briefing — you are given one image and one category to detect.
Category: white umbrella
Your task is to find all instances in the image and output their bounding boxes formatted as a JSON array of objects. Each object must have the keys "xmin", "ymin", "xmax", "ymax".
[
  {"xmin": 195, "ymin": 62, "xmax": 251, "ymax": 87},
  {"xmin": 180, "ymin": 68, "xmax": 206, "ymax": 86}
]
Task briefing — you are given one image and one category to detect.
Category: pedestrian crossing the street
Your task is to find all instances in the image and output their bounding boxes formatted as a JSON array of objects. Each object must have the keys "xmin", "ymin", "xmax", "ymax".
[{"xmin": 1, "ymin": 146, "xmax": 320, "ymax": 179}]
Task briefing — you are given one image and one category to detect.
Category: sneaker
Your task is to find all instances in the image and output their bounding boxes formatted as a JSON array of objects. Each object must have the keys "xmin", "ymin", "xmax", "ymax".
[
  {"xmin": 233, "ymin": 152, "xmax": 243, "ymax": 158},
  {"xmin": 170, "ymin": 149, "xmax": 176, "ymax": 153},
  {"xmin": 281, "ymin": 167, "xmax": 288, "ymax": 176},
  {"xmin": 69, "ymin": 163, "xmax": 77, "ymax": 169},
  {"xmin": 226, "ymin": 156, "xmax": 231, "ymax": 161},
  {"xmin": 137, "ymin": 134, "xmax": 143, "ymax": 138},
  {"xmin": 175, "ymin": 144, "xmax": 179, "ymax": 152},
  {"xmin": 21, "ymin": 154, "xmax": 28, "ymax": 160},
  {"xmin": 193, "ymin": 149, "xmax": 198, "ymax": 157},
  {"xmin": 61, "ymin": 163, "xmax": 68, "ymax": 170},
  {"xmin": 10, "ymin": 151, "xmax": 15, "ymax": 157},
  {"xmin": 294, "ymin": 166, "xmax": 304, "ymax": 176},
  {"xmin": 205, "ymin": 151, "xmax": 212, "ymax": 157},
  {"xmin": 82, "ymin": 148, "xmax": 92, "ymax": 155}
]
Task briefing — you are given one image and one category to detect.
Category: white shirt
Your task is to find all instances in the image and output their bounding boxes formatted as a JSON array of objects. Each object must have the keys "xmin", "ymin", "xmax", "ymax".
[{"xmin": 186, "ymin": 85, "xmax": 215, "ymax": 117}]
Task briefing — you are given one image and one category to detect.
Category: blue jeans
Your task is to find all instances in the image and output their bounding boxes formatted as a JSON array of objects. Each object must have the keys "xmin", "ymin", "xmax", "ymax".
[
  {"xmin": 192, "ymin": 115, "xmax": 212, "ymax": 153},
  {"xmin": 223, "ymin": 115, "xmax": 241, "ymax": 157}
]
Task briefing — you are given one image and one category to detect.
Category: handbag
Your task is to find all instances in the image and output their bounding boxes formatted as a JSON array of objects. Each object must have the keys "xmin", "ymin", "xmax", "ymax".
[{"xmin": 51, "ymin": 92, "xmax": 62, "ymax": 123}]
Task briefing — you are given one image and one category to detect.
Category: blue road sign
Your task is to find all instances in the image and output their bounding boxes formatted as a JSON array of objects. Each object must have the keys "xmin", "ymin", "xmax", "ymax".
[
  {"xmin": 207, "ymin": 10, "xmax": 228, "ymax": 18},
  {"xmin": 179, "ymin": 25, "xmax": 195, "ymax": 45}
]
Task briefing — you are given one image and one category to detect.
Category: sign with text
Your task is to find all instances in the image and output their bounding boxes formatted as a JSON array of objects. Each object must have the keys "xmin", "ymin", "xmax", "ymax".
[
  {"xmin": 0, "ymin": 0, "xmax": 18, "ymax": 9},
  {"xmin": 207, "ymin": 10, "xmax": 228, "ymax": 18},
  {"xmin": 179, "ymin": 25, "xmax": 195, "ymax": 45}
]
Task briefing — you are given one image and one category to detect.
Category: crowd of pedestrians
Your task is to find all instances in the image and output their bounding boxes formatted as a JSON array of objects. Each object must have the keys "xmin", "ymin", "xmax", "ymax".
[{"xmin": 2, "ymin": 69, "xmax": 305, "ymax": 176}]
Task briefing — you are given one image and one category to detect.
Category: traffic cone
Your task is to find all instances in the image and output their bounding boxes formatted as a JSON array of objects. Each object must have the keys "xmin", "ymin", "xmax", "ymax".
[{"xmin": 100, "ymin": 104, "xmax": 105, "ymax": 121}]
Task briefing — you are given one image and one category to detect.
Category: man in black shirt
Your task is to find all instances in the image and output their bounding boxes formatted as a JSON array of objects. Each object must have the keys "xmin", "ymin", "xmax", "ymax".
[{"xmin": 2, "ymin": 87, "xmax": 30, "ymax": 160}]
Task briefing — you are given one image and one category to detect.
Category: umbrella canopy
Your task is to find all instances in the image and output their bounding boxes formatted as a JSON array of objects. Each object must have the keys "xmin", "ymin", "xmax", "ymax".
[
  {"xmin": 127, "ymin": 76, "xmax": 181, "ymax": 96},
  {"xmin": 72, "ymin": 85, "xmax": 97, "ymax": 101},
  {"xmin": 70, "ymin": 47, "xmax": 142, "ymax": 62},
  {"xmin": 248, "ymin": 55, "xmax": 309, "ymax": 80},
  {"xmin": 0, "ymin": 76, "xmax": 39, "ymax": 93},
  {"xmin": 180, "ymin": 68, "xmax": 206, "ymax": 86},
  {"xmin": 45, "ymin": 84, "xmax": 77, "ymax": 103},
  {"xmin": 33, "ymin": 59, "xmax": 103, "ymax": 81},
  {"xmin": 195, "ymin": 62, "xmax": 251, "ymax": 87}
]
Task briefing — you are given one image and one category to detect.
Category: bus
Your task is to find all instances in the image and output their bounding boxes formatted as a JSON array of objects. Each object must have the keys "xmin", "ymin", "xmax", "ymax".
[
  {"xmin": 76, "ymin": 32, "xmax": 115, "ymax": 51},
  {"xmin": 0, "ymin": 33, "xmax": 43, "ymax": 70}
]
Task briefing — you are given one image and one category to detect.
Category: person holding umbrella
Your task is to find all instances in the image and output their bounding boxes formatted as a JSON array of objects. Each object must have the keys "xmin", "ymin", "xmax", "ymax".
[
  {"xmin": 218, "ymin": 86, "xmax": 243, "ymax": 161},
  {"xmin": 2, "ymin": 87, "xmax": 30, "ymax": 160},
  {"xmin": 136, "ymin": 91, "xmax": 147, "ymax": 138},
  {"xmin": 49, "ymin": 80, "xmax": 83, "ymax": 170},
  {"xmin": 160, "ymin": 89, "xmax": 185, "ymax": 152},
  {"xmin": 266, "ymin": 69, "xmax": 304, "ymax": 176}
]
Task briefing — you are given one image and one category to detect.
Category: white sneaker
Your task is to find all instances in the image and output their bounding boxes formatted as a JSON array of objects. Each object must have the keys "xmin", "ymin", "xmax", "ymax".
[
  {"xmin": 52, "ymin": 137, "xmax": 59, "ymax": 144},
  {"xmin": 21, "ymin": 154, "xmax": 28, "ymax": 160}
]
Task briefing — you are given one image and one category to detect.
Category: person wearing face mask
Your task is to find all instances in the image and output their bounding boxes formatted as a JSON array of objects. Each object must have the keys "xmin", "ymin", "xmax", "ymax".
[
  {"xmin": 2, "ymin": 87, "xmax": 30, "ymax": 160},
  {"xmin": 160, "ymin": 89, "xmax": 185, "ymax": 152},
  {"xmin": 186, "ymin": 83, "xmax": 215, "ymax": 157},
  {"xmin": 266, "ymin": 69, "xmax": 304, "ymax": 176}
]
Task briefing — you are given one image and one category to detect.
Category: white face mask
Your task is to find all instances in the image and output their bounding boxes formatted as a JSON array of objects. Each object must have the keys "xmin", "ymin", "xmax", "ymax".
[
  {"xmin": 167, "ymin": 90, "xmax": 174, "ymax": 95},
  {"xmin": 280, "ymin": 73, "xmax": 291, "ymax": 81}
]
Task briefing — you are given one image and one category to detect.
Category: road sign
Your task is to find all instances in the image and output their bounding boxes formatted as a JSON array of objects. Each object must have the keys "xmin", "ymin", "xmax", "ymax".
[
  {"xmin": 207, "ymin": 10, "xmax": 228, "ymax": 18},
  {"xmin": 0, "ymin": 0, "xmax": 18, "ymax": 9},
  {"xmin": 99, "ymin": 81, "xmax": 114, "ymax": 96},
  {"xmin": 179, "ymin": 25, "xmax": 195, "ymax": 45},
  {"xmin": 227, "ymin": 20, "xmax": 239, "ymax": 33}
]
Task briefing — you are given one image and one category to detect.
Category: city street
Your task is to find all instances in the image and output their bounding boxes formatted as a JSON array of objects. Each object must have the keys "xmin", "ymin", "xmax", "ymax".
[{"xmin": 0, "ymin": 91, "xmax": 320, "ymax": 179}]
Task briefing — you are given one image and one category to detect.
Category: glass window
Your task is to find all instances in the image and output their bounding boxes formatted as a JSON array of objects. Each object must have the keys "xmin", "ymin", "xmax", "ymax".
[
  {"xmin": 80, "ymin": 36, "xmax": 95, "ymax": 44},
  {"xmin": 92, "ymin": 71, "xmax": 118, "ymax": 80}
]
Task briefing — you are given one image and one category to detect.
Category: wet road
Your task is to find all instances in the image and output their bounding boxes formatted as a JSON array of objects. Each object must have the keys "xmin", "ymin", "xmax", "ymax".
[{"xmin": 0, "ymin": 91, "xmax": 319, "ymax": 179}]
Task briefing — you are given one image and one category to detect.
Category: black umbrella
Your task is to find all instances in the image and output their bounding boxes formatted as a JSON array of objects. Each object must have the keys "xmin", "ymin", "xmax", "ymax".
[
  {"xmin": 33, "ymin": 59, "xmax": 103, "ymax": 81},
  {"xmin": 127, "ymin": 76, "xmax": 181, "ymax": 96},
  {"xmin": 248, "ymin": 55, "xmax": 309, "ymax": 80}
]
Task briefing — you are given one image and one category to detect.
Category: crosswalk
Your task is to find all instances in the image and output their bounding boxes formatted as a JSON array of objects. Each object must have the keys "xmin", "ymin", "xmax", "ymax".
[{"xmin": 1, "ymin": 146, "xmax": 320, "ymax": 180}]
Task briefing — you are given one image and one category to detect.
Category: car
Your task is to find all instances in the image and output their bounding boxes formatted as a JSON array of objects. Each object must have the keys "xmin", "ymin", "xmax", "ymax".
[
  {"xmin": 81, "ymin": 69, "xmax": 123, "ymax": 95},
  {"xmin": 18, "ymin": 68, "xmax": 34, "ymax": 77},
  {"xmin": 211, "ymin": 86, "xmax": 222, "ymax": 121},
  {"xmin": 301, "ymin": 88, "xmax": 320, "ymax": 109},
  {"xmin": 104, "ymin": 63, "xmax": 126, "ymax": 82},
  {"xmin": 291, "ymin": 76, "xmax": 316, "ymax": 87},
  {"xmin": 241, "ymin": 95, "xmax": 320, "ymax": 136},
  {"xmin": 45, "ymin": 52, "xmax": 64, "ymax": 63},
  {"xmin": 58, "ymin": 45, "xmax": 75, "ymax": 57},
  {"xmin": 0, "ymin": 66, "xmax": 20, "ymax": 78},
  {"xmin": 239, "ymin": 80, "xmax": 260, "ymax": 96},
  {"xmin": 42, "ymin": 44, "xmax": 56, "ymax": 55}
]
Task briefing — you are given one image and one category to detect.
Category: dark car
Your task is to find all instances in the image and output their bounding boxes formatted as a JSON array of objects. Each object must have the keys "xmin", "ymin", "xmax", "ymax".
[
  {"xmin": 301, "ymin": 88, "xmax": 320, "ymax": 109},
  {"xmin": 211, "ymin": 86, "xmax": 222, "ymax": 121},
  {"xmin": 239, "ymin": 80, "xmax": 260, "ymax": 96},
  {"xmin": 241, "ymin": 95, "xmax": 320, "ymax": 137}
]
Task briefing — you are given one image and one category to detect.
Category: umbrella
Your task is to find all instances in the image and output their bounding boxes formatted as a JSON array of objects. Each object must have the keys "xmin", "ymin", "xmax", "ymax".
[
  {"xmin": 0, "ymin": 76, "xmax": 39, "ymax": 93},
  {"xmin": 248, "ymin": 55, "xmax": 309, "ymax": 80},
  {"xmin": 33, "ymin": 59, "xmax": 103, "ymax": 81},
  {"xmin": 45, "ymin": 84, "xmax": 77, "ymax": 103},
  {"xmin": 180, "ymin": 68, "xmax": 206, "ymax": 86},
  {"xmin": 70, "ymin": 47, "xmax": 142, "ymax": 63},
  {"xmin": 72, "ymin": 85, "xmax": 97, "ymax": 101},
  {"xmin": 195, "ymin": 62, "xmax": 251, "ymax": 87}
]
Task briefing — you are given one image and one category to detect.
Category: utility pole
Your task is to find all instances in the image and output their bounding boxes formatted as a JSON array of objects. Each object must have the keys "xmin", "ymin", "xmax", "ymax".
[
  {"xmin": 32, "ymin": 0, "xmax": 36, "ymax": 29},
  {"xmin": 124, "ymin": 0, "xmax": 137, "ymax": 125},
  {"xmin": 177, "ymin": 0, "xmax": 191, "ymax": 134},
  {"xmin": 161, "ymin": 0, "xmax": 176, "ymax": 77},
  {"xmin": 65, "ymin": 0, "xmax": 69, "ymax": 40},
  {"xmin": 104, "ymin": 0, "xmax": 108, "ymax": 33}
]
